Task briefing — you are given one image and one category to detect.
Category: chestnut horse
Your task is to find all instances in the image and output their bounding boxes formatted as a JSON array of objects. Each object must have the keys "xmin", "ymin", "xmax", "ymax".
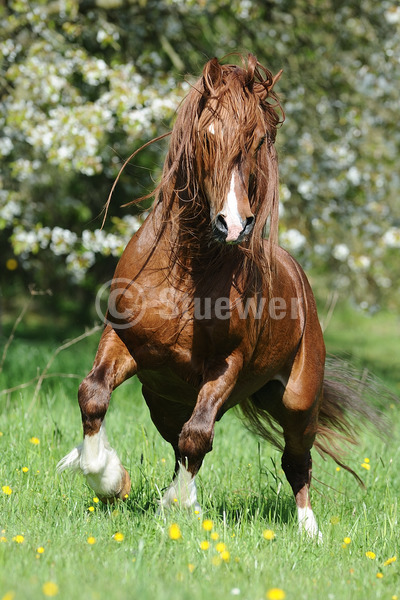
[{"xmin": 58, "ymin": 54, "xmax": 371, "ymax": 540}]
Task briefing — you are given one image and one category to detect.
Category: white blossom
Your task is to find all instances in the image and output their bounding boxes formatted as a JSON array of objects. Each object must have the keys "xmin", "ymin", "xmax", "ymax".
[
  {"xmin": 382, "ymin": 227, "xmax": 400, "ymax": 248},
  {"xmin": 0, "ymin": 137, "xmax": 14, "ymax": 157},
  {"xmin": 348, "ymin": 255, "xmax": 371, "ymax": 271},
  {"xmin": 280, "ymin": 228, "xmax": 307, "ymax": 252},
  {"xmin": 333, "ymin": 243, "xmax": 350, "ymax": 261},
  {"xmin": 50, "ymin": 227, "xmax": 78, "ymax": 255},
  {"xmin": 0, "ymin": 198, "xmax": 21, "ymax": 223},
  {"xmin": 346, "ymin": 166, "xmax": 361, "ymax": 186}
]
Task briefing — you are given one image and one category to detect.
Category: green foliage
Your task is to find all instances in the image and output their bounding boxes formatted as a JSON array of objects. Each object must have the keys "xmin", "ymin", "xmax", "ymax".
[{"xmin": 1, "ymin": 0, "xmax": 400, "ymax": 315}]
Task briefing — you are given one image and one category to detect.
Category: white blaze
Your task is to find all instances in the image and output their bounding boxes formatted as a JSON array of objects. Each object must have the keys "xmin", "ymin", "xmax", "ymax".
[{"xmin": 222, "ymin": 172, "xmax": 244, "ymax": 242}]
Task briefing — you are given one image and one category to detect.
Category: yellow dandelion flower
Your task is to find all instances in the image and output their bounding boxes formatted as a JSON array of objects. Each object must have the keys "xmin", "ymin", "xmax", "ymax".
[
  {"xmin": 161, "ymin": 458, "xmax": 166, "ymax": 464},
  {"xmin": 343, "ymin": 537, "xmax": 351, "ymax": 545},
  {"xmin": 220, "ymin": 550, "xmax": 230, "ymax": 562},
  {"xmin": 22, "ymin": 467, "xmax": 29, "ymax": 473},
  {"xmin": 216, "ymin": 542, "xmax": 227, "ymax": 553},
  {"xmin": 392, "ymin": 596, "xmax": 398, "ymax": 600},
  {"xmin": 200, "ymin": 540, "xmax": 210, "ymax": 550},
  {"xmin": 361, "ymin": 463, "xmax": 370, "ymax": 471},
  {"xmin": 93, "ymin": 497, "xmax": 99, "ymax": 503},
  {"xmin": 336, "ymin": 466, "xmax": 341, "ymax": 472},
  {"xmin": 194, "ymin": 509, "xmax": 200, "ymax": 515},
  {"xmin": 376, "ymin": 572, "xmax": 383, "ymax": 579},
  {"xmin": 202, "ymin": 519, "xmax": 213, "ymax": 531},
  {"xmin": 0, "ymin": 432, "xmax": 3, "ymax": 436},
  {"xmin": 188, "ymin": 563, "xmax": 195, "ymax": 573},
  {"xmin": 6, "ymin": 259, "xmax": 18, "ymax": 271},
  {"xmin": 88, "ymin": 506, "xmax": 95, "ymax": 512},
  {"xmin": 2, "ymin": 486, "xmax": 12, "ymax": 496},
  {"xmin": 29, "ymin": 437, "xmax": 40, "ymax": 445},
  {"xmin": 113, "ymin": 532, "xmax": 124, "ymax": 542},
  {"xmin": 2, "ymin": 592, "xmax": 15, "ymax": 600},
  {"xmin": 0, "ymin": 537, "xmax": 7, "ymax": 543},
  {"xmin": 384, "ymin": 556, "xmax": 397, "ymax": 566},
  {"xmin": 42, "ymin": 581, "xmax": 59, "ymax": 597},
  {"xmin": 263, "ymin": 529, "xmax": 275, "ymax": 540},
  {"xmin": 365, "ymin": 551, "xmax": 376, "ymax": 560},
  {"xmin": 364, "ymin": 457, "xmax": 370, "ymax": 463},
  {"xmin": 168, "ymin": 523, "xmax": 182, "ymax": 540},
  {"xmin": 211, "ymin": 532, "xmax": 219, "ymax": 541},
  {"xmin": 173, "ymin": 497, "xmax": 178, "ymax": 503},
  {"xmin": 87, "ymin": 536, "xmax": 96, "ymax": 545},
  {"xmin": 13, "ymin": 535, "xmax": 24, "ymax": 544},
  {"xmin": 36, "ymin": 546, "xmax": 45, "ymax": 554},
  {"xmin": 266, "ymin": 588, "xmax": 286, "ymax": 600},
  {"xmin": 211, "ymin": 555, "xmax": 222, "ymax": 566}
]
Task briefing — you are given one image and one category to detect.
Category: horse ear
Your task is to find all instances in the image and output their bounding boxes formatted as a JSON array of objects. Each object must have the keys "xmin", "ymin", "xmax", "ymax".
[{"xmin": 203, "ymin": 57, "xmax": 222, "ymax": 93}]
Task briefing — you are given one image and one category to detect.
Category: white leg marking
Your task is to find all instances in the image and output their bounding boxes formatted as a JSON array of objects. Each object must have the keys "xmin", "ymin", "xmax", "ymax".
[
  {"xmin": 160, "ymin": 463, "xmax": 201, "ymax": 514},
  {"xmin": 222, "ymin": 172, "xmax": 244, "ymax": 242},
  {"xmin": 298, "ymin": 506, "xmax": 323, "ymax": 542},
  {"xmin": 57, "ymin": 424, "xmax": 125, "ymax": 498}
]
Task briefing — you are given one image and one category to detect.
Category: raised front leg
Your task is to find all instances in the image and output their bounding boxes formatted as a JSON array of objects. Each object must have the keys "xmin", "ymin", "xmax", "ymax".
[
  {"xmin": 147, "ymin": 354, "xmax": 242, "ymax": 514},
  {"xmin": 179, "ymin": 353, "xmax": 243, "ymax": 475},
  {"xmin": 57, "ymin": 326, "xmax": 137, "ymax": 502}
]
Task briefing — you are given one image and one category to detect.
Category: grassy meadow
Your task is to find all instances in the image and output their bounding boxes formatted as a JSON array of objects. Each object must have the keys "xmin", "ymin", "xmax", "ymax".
[{"xmin": 0, "ymin": 302, "xmax": 399, "ymax": 600}]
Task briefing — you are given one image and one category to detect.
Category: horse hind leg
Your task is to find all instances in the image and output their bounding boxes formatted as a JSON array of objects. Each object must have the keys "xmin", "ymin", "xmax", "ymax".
[
  {"xmin": 142, "ymin": 387, "xmax": 201, "ymax": 514},
  {"xmin": 57, "ymin": 326, "xmax": 137, "ymax": 503},
  {"xmin": 250, "ymin": 377, "xmax": 323, "ymax": 541},
  {"xmin": 279, "ymin": 379, "xmax": 324, "ymax": 541}
]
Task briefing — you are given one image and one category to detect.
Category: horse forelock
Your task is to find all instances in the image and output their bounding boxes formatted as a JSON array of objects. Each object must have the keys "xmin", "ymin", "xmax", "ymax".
[{"xmin": 156, "ymin": 54, "xmax": 283, "ymax": 294}]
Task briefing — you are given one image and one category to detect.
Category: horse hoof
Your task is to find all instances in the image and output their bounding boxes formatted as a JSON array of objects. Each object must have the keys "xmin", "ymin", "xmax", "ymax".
[{"xmin": 97, "ymin": 466, "xmax": 131, "ymax": 504}]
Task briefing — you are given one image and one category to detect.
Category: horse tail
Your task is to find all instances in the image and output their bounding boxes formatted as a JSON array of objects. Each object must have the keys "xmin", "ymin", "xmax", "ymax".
[
  {"xmin": 313, "ymin": 358, "xmax": 391, "ymax": 484},
  {"xmin": 239, "ymin": 357, "xmax": 393, "ymax": 484}
]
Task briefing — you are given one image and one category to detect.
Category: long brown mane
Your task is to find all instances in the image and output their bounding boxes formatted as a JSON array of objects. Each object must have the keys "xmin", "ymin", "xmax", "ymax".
[{"xmin": 152, "ymin": 53, "xmax": 284, "ymax": 294}]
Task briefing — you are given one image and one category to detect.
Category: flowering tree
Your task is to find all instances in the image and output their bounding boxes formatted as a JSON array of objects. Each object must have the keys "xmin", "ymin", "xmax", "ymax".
[{"xmin": 1, "ymin": 0, "xmax": 399, "ymax": 314}]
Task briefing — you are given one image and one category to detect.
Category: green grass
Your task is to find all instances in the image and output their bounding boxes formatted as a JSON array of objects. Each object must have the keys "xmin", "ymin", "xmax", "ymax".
[{"xmin": 0, "ymin": 304, "xmax": 399, "ymax": 600}]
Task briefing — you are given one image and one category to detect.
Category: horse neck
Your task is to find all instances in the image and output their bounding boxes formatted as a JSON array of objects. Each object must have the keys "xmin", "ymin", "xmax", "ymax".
[{"xmin": 152, "ymin": 190, "xmax": 265, "ymax": 298}]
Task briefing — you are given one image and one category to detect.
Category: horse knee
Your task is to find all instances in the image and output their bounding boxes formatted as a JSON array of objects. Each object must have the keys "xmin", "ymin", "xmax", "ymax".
[
  {"xmin": 78, "ymin": 367, "xmax": 110, "ymax": 435},
  {"xmin": 178, "ymin": 420, "xmax": 214, "ymax": 473}
]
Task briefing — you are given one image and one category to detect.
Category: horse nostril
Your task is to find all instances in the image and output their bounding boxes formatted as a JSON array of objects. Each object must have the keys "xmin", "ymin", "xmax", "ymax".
[
  {"xmin": 245, "ymin": 216, "xmax": 255, "ymax": 230},
  {"xmin": 216, "ymin": 214, "xmax": 228, "ymax": 234}
]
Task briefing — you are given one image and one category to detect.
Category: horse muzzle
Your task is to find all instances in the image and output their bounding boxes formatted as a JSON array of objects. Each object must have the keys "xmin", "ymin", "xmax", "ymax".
[{"xmin": 212, "ymin": 212, "xmax": 255, "ymax": 244}]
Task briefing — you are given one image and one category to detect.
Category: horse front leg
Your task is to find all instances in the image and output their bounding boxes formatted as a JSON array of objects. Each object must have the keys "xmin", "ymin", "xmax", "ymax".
[
  {"xmin": 172, "ymin": 354, "xmax": 242, "ymax": 511},
  {"xmin": 57, "ymin": 326, "xmax": 137, "ymax": 503}
]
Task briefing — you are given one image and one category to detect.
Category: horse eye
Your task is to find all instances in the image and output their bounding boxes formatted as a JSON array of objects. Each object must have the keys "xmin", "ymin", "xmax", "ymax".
[
  {"xmin": 255, "ymin": 135, "xmax": 266, "ymax": 153},
  {"xmin": 248, "ymin": 172, "xmax": 256, "ymax": 192}
]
